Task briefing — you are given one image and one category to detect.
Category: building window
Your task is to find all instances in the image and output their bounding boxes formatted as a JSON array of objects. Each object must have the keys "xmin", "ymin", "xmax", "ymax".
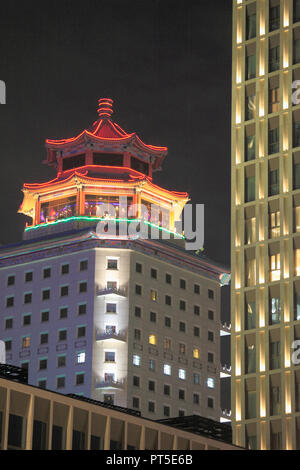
[
  {"xmin": 136, "ymin": 262, "xmax": 142, "ymax": 273},
  {"xmin": 208, "ymin": 331, "xmax": 214, "ymax": 342},
  {"xmin": 134, "ymin": 329, "xmax": 141, "ymax": 341},
  {"xmin": 246, "ymin": 53, "xmax": 256, "ymax": 80},
  {"xmin": 194, "ymin": 305, "xmax": 200, "ymax": 316},
  {"xmin": 246, "ymin": 8, "xmax": 256, "ymax": 40},
  {"xmin": 268, "ymin": 128, "xmax": 279, "ymax": 156},
  {"xmin": 165, "ymin": 295, "xmax": 172, "ymax": 306},
  {"xmin": 39, "ymin": 358, "xmax": 47, "ymax": 370},
  {"xmin": 133, "ymin": 355, "xmax": 141, "ymax": 367},
  {"xmin": 148, "ymin": 380, "xmax": 155, "ymax": 392},
  {"xmin": 179, "ymin": 389, "xmax": 185, "ymax": 400},
  {"xmin": 163, "ymin": 364, "xmax": 171, "ymax": 376},
  {"xmin": 25, "ymin": 271, "xmax": 33, "ymax": 283},
  {"xmin": 270, "ymin": 5, "xmax": 280, "ymax": 31},
  {"xmin": 165, "ymin": 316, "xmax": 171, "ymax": 327},
  {"xmin": 22, "ymin": 336, "xmax": 30, "ymax": 348},
  {"xmin": 178, "ymin": 369, "xmax": 186, "ymax": 380},
  {"xmin": 245, "ymin": 94, "xmax": 256, "ymax": 121},
  {"xmin": 6, "ymin": 296, "xmax": 14, "ymax": 308},
  {"xmin": 150, "ymin": 311, "xmax": 156, "ymax": 323},
  {"xmin": 132, "ymin": 397, "xmax": 140, "ymax": 409},
  {"xmin": 76, "ymin": 352, "xmax": 85, "ymax": 364},
  {"xmin": 38, "ymin": 379, "xmax": 47, "ymax": 389},
  {"xmin": 149, "ymin": 334, "xmax": 156, "ymax": 346},
  {"xmin": 77, "ymin": 326, "xmax": 86, "ymax": 338},
  {"xmin": 61, "ymin": 264, "xmax": 69, "ymax": 275},
  {"xmin": 207, "ymin": 378, "xmax": 215, "ymax": 389},
  {"xmin": 208, "ymin": 289, "xmax": 214, "ymax": 300},
  {"xmin": 269, "ymin": 211, "xmax": 280, "ymax": 238},
  {"xmin": 151, "ymin": 268, "xmax": 157, "ymax": 279},
  {"xmin": 5, "ymin": 340, "xmax": 12, "ymax": 351},
  {"xmin": 293, "ymin": 120, "xmax": 300, "ymax": 148},
  {"xmin": 294, "ymin": 37, "xmax": 300, "ymax": 64},
  {"xmin": 56, "ymin": 376, "xmax": 66, "ymax": 389},
  {"xmin": 135, "ymin": 284, "xmax": 142, "ymax": 296},
  {"xmin": 40, "ymin": 332, "xmax": 48, "ymax": 345},
  {"xmin": 149, "ymin": 359, "xmax": 155, "ymax": 371},
  {"xmin": 270, "ymin": 341, "xmax": 281, "ymax": 369},
  {"xmin": 194, "ymin": 373, "xmax": 200, "ymax": 385},
  {"xmin": 76, "ymin": 373, "xmax": 84, "ymax": 385},
  {"xmin": 59, "ymin": 307, "xmax": 68, "ymax": 319},
  {"xmin": 57, "ymin": 355, "xmax": 66, "ymax": 368},
  {"xmin": 270, "ymin": 296, "xmax": 281, "ymax": 324},
  {"xmin": 194, "ymin": 326, "xmax": 200, "ymax": 337},
  {"xmin": 148, "ymin": 401, "xmax": 155, "ymax": 413},
  {"xmin": 194, "ymin": 284, "xmax": 200, "ymax": 294},
  {"xmin": 166, "ymin": 273, "xmax": 172, "ymax": 284},
  {"xmin": 193, "ymin": 348, "xmax": 200, "ymax": 359},
  {"xmin": 79, "ymin": 282, "xmax": 87, "ymax": 293},
  {"xmin": 245, "ymin": 175, "xmax": 255, "ymax": 202},
  {"xmin": 208, "ymin": 397, "xmax": 214, "ymax": 409},
  {"xmin": 208, "ymin": 310, "xmax": 214, "ymax": 320},
  {"xmin": 24, "ymin": 293, "xmax": 32, "ymax": 304},
  {"xmin": 41, "ymin": 311, "xmax": 49, "ymax": 322},
  {"xmin": 269, "ymin": 168, "xmax": 279, "ymax": 195},
  {"xmin": 179, "ymin": 322, "xmax": 186, "ymax": 333},
  {"xmin": 7, "ymin": 275, "xmax": 15, "ymax": 286},
  {"xmin": 151, "ymin": 290, "xmax": 157, "ymax": 302},
  {"xmin": 133, "ymin": 376, "xmax": 140, "ymax": 387},
  {"xmin": 245, "ymin": 301, "xmax": 256, "ymax": 330},
  {"xmin": 269, "ymin": 85, "xmax": 280, "ymax": 114},
  {"xmin": 164, "ymin": 338, "xmax": 172, "ymax": 350},
  {"xmin": 178, "ymin": 410, "xmax": 185, "ymax": 417},
  {"xmin": 80, "ymin": 260, "xmax": 88, "ymax": 271},
  {"xmin": 42, "ymin": 289, "xmax": 50, "ymax": 301},
  {"xmin": 193, "ymin": 393, "xmax": 200, "ymax": 405},
  {"xmin": 246, "ymin": 343, "xmax": 256, "ymax": 374},
  {"xmin": 78, "ymin": 303, "xmax": 87, "ymax": 315},
  {"xmin": 295, "ymin": 0, "xmax": 300, "ymax": 23},
  {"xmin": 58, "ymin": 329, "xmax": 67, "ymax": 341},
  {"xmin": 164, "ymin": 384, "xmax": 170, "ymax": 396},
  {"xmin": 269, "ymin": 46, "xmax": 280, "ymax": 72},
  {"xmin": 43, "ymin": 267, "xmax": 51, "ymax": 279},
  {"xmin": 164, "ymin": 406, "xmax": 170, "ymax": 417},
  {"xmin": 179, "ymin": 300, "xmax": 186, "ymax": 311},
  {"xmin": 60, "ymin": 285, "xmax": 69, "ymax": 297},
  {"xmin": 107, "ymin": 259, "xmax": 118, "ymax": 270},
  {"xmin": 208, "ymin": 352, "xmax": 214, "ymax": 363},
  {"xmin": 270, "ymin": 253, "xmax": 280, "ymax": 281},
  {"xmin": 135, "ymin": 306, "xmax": 141, "ymax": 318},
  {"xmin": 5, "ymin": 318, "xmax": 13, "ymax": 329},
  {"xmin": 180, "ymin": 279, "xmax": 186, "ymax": 289},
  {"xmin": 23, "ymin": 314, "xmax": 31, "ymax": 326}
]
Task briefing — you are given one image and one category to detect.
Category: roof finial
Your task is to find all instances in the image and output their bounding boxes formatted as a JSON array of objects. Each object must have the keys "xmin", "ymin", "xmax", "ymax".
[{"xmin": 97, "ymin": 98, "xmax": 113, "ymax": 119}]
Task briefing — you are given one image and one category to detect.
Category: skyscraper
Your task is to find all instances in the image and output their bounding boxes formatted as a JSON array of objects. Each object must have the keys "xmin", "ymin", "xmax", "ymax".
[
  {"xmin": 0, "ymin": 98, "xmax": 229, "ymax": 420},
  {"xmin": 232, "ymin": 0, "xmax": 300, "ymax": 450}
]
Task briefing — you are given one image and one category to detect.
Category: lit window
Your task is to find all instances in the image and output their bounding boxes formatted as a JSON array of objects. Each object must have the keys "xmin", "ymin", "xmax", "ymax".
[
  {"xmin": 178, "ymin": 369, "xmax": 186, "ymax": 380},
  {"xmin": 193, "ymin": 348, "xmax": 200, "ymax": 359},
  {"xmin": 149, "ymin": 334, "xmax": 156, "ymax": 346},
  {"xmin": 207, "ymin": 378, "xmax": 215, "ymax": 389},
  {"xmin": 22, "ymin": 336, "xmax": 30, "ymax": 348},
  {"xmin": 179, "ymin": 343, "xmax": 186, "ymax": 355},
  {"xmin": 164, "ymin": 338, "xmax": 171, "ymax": 350},
  {"xmin": 107, "ymin": 258, "xmax": 118, "ymax": 270},
  {"xmin": 164, "ymin": 364, "xmax": 171, "ymax": 376},
  {"xmin": 151, "ymin": 290, "xmax": 157, "ymax": 302},
  {"xmin": 270, "ymin": 253, "xmax": 281, "ymax": 281},
  {"xmin": 106, "ymin": 303, "xmax": 116, "ymax": 313},
  {"xmin": 133, "ymin": 355, "xmax": 141, "ymax": 367}
]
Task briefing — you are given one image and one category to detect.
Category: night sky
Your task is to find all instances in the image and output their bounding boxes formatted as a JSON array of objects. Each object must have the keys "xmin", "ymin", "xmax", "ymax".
[{"xmin": 0, "ymin": 0, "xmax": 232, "ymax": 408}]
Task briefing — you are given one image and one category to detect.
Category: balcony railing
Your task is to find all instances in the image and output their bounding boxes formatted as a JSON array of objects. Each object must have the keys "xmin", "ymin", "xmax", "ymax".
[
  {"xmin": 220, "ymin": 364, "xmax": 231, "ymax": 378},
  {"xmin": 96, "ymin": 329, "xmax": 127, "ymax": 342},
  {"xmin": 97, "ymin": 286, "xmax": 127, "ymax": 298},
  {"xmin": 95, "ymin": 377, "xmax": 125, "ymax": 389}
]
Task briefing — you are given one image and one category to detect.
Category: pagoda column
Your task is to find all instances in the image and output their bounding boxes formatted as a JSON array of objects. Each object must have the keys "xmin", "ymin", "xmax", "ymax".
[
  {"xmin": 170, "ymin": 205, "xmax": 175, "ymax": 231},
  {"xmin": 77, "ymin": 185, "xmax": 85, "ymax": 216},
  {"xmin": 34, "ymin": 196, "xmax": 40, "ymax": 225}
]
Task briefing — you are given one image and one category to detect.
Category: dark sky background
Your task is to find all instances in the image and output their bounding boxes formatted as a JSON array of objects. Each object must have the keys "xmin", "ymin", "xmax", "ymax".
[{"xmin": 0, "ymin": 0, "xmax": 232, "ymax": 409}]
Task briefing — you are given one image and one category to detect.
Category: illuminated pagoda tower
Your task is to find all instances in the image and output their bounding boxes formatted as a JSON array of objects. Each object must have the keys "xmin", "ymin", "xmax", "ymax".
[{"xmin": 0, "ymin": 99, "xmax": 229, "ymax": 421}]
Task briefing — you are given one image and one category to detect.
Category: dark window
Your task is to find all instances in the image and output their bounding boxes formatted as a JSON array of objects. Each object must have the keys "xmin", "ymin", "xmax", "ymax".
[
  {"xmin": 59, "ymin": 330, "xmax": 67, "ymax": 341},
  {"xmin": 246, "ymin": 10, "xmax": 256, "ymax": 40},
  {"xmin": 150, "ymin": 311, "xmax": 157, "ymax": 323},
  {"xmin": 80, "ymin": 260, "xmax": 88, "ymax": 271},
  {"xmin": 194, "ymin": 284, "xmax": 200, "ymax": 294},
  {"xmin": 165, "ymin": 295, "xmax": 172, "ymax": 306},
  {"xmin": 135, "ymin": 306, "xmax": 141, "ymax": 318},
  {"xmin": 77, "ymin": 326, "xmax": 86, "ymax": 338},
  {"xmin": 295, "ymin": 0, "xmax": 300, "ymax": 23},
  {"xmin": 60, "ymin": 285, "xmax": 69, "ymax": 297},
  {"xmin": 38, "ymin": 379, "xmax": 47, "ymax": 389},
  {"xmin": 166, "ymin": 274, "xmax": 172, "ymax": 284},
  {"xmin": 208, "ymin": 289, "xmax": 214, "ymax": 299},
  {"xmin": 52, "ymin": 425, "xmax": 63, "ymax": 450},
  {"xmin": 5, "ymin": 340, "xmax": 12, "ymax": 351},
  {"xmin": 179, "ymin": 322, "xmax": 186, "ymax": 333},
  {"xmin": 165, "ymin": 316, "xmax": 171, "ymax": 328},
  {"xmin": 193, "ymin": 393, "xmax": 200, "ymax": 405},
  {"xmin": 133, "ymin": 376, "xmax": 140, "ymax": 387},
  {"xmin": 7, "ymin": 275, "xmax": 15, "ymax": 286},
  {"xmin": 294, "ymin": 162, "xmax": 300, "ymax": 189},
  {"xmin": 178, "ymin": 410, "xmax": 185, "ymax": 417},
  {"xmin": 148, "ymin": 401, "xmax": 155, "ymax": 413},
  {"xmin": 132, "ymin": 397, "xmax": 140, "ymax": 409},
  {"xmin": 269, "ymin": 168, "xmax": 279, "ymax": 195},
  {"xmin": 76, "ymin": 373, "xmax": 84, "ymax": 385},
  {"xmin": 208, "ymin": 352, "xmax": 214, "ymax": 363},
  {"xmin": 148, "ymin": 380, "xmax": 155, "ymax": 392},
  {"xmin": 32, "ymin": 421, "xmax": 47, "ymax": 450},
  {"xmin": 41, "ymin": 311, "xmax": 49, "ymax": 322},
  {"xmin": 136, "ymin": 263, "xmax": 142, "ymax": 273},
  {"xmin": 63, "ymin": 154, "xmax": 85, "ymax": 171},
  {"xmin": 24, "ymin": 293, "xmax": 32, "ymax": 304},
  {"xmin": 245, "ymin": 175, "xmax": 256, "ymax": 202},
  {"xmin": 93, "ymin": 152, "xmax": 123, "ymax": 167},
  {"xmin": 194, "ymin": 327, "xmax": 200, "ymax": 337},
  {"xmin": 208, "ymin": 398, "xmax": 214, "ymax": 409},
  {"xmin": 107, "ymin": 259, "xmax": 118, "ymax": 270},
  {"xmin": 270, "ymin": 5, "xmax": 280, "ymax": 31},
  {"xmin": 5, "ymin": 318, "xmax": 13, "ymax": 329},
  {"xmin": 294, "ymin": 37, "xmax": 300, "ymax": 64},
  {"xmin": 135, "ymin": 284, "xmax": 142, "ymax": 295},
  {"xmin": 131, "ymin": 156, "xmax": 149, "ymax": 175},
  {"xmin": 151, "ymin": 268, "xmax": 157, "ymax": 279},
  {"xmin": 59, "ymin": 307, "xmax": 68, "ymax": 319},
  {"xmin": 179, "ymin": 389, "xmax": 185, "ymax": 400},
  {"xmin": 23, "ymin": 314, "xmax": 31, "ymax": 326},
  {"xmin": 43, "ymin": 268, "xmax": 51, "ymax": 279},
  {"xmin": 25, "ymin": 272, "xmax": 33, "ymax": 282},
  {"xmin": 246, "ymin": 53, "xmax": 256, "ymax": 80},
  {"xmin": 268, "ymin": 129, "xmax": 279, "ymax": 155},
  {"xmin": 164, "ymin": 384, "xmax": 170, "ymax": 396},
  {"xmin": 6, "ymin": 296, "xmax": 14, "ymax": 307},
  {"xmin": 61, "ymin": 264, "xmax": 69, "ymax": 275},
  {"xmin": 40, "ymin": 333, "xmax": 48, "ymax": 345},
  {"xmin": 79, "ymin": 282, "xmax": 87, "ymax": 293},
  {"xmin": 180, "ymin": 279, "xmax": 186, "ymax": 289},
  {"xmin": 78, "ymin": 304, "xmax": 87, "ymax": 315},
  {"xmin": 42, "ymin": 289, "xmax": 50, "ymax": 301},
  {"xmin": 56, "ymin": 376, "xmax": 65, "ymax": 389},
  {"xmin": 269, "ymin": 46, "xmax": 280, "ymax": 72},
  {"xmin": 39, "ymin": 359, "xmax": 47, "ymax": 370},
  {"xmin": 180, "ymin": 300, "xmax": 186, "ymax": 311},
  {"xmin": 8, "ymin": 414, "xmax": 24, "ymax": 449},
  {"xmin": 208, "ymin": 310, "xmax": 214, "ymax": 320},
  {"xmin": 72, "ymin": 430, "xmax": 85, "ymax": 450},
  {"xmin": 208, "ymin": 331, "xmax": 214, "ymax": 342},
  {"xmin": 194, "ymin": 305, "xmax": 200, "ymax": 316},
  {"xmin": 134, "ymin": 329, "xmax": 141, "ymax": 341},
  {"xmin": 245, "ymin": 135, "xmax": 256, "ymax": 161},
  {"xmin": 164, "ymin": 406, "xmax": 170, "ymax": 417},
  {"xmin": 57, "ymin": 355, "xmax": 66, "ymax": 368}
]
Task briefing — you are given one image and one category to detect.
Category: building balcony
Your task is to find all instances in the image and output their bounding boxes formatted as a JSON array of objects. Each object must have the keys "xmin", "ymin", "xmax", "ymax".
[
  {"xmin": 96, "ymin": 329, "xmax": 127, "ymax": 342},
  {"xmin": 220, "ymin": 364, "xmax": 231, "ymax": 378},
  {"xmin": 95, "ymin": 377, "xmax": 125, "ymax": 390},
  {"xmin": 220, "ymin": 322, "xmax": 231, "ymax": 336},
  {"xmin": 220, "ymin": 409, "xmax": 232, "ymax": 423},
  {"xmin": 97, "ymin": 286, "xmax": 127, "ymax": 298}
]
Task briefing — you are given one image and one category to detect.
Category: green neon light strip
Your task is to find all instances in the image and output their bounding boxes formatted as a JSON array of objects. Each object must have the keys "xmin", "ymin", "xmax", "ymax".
[{"xmin": 25, "ymin": 216, "xmax": 185, "ymax": 239}]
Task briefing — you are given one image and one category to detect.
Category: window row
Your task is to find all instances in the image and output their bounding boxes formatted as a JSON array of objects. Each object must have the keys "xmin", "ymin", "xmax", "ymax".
[
  {"xmin": 135, "ymin": 285, "xmax": 214, "ymax": 305},
  {"xmin": 132, "ymin": 376, "xmax": 215, "ymax": 391},
  {"xmin": 133, "ymin": 330, "xmax": 214, "ymax": 345},
  {"xmin": 4, "ymin": 304, "xmax": 87, "ymax": 328},
  {"xmin": 37, "ymin": 372, "xmax": 85, "ymax": 390},
  {"xmin": 4, "ymin": 326, "xmax": 87, "ymax": 350},
  {"xmin": 131, "ymin": 396, "xmax": 214, "ymax": 413},
  {"xmin": 132, "ymin": 353, "xmax": 215, "ymax": 370},
  {"xmin": 134, "ymin": 306, "xmax": 215, "ymax": 321}
]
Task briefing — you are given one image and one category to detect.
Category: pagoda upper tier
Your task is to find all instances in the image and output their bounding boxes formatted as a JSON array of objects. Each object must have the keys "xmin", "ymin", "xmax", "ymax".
[
  {"xmin": 19, "ymin": 98, "xmax": 189, "ymax": 237},
  {"xmin": 45, "ymin": 98, "xmax": 167, "ymax": 178}
]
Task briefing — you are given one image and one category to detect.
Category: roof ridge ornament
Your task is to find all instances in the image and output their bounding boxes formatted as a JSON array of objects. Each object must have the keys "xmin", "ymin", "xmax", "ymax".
[{"xmin": 97, "ymin": 98, "xmax": 113, "ymax": 119}]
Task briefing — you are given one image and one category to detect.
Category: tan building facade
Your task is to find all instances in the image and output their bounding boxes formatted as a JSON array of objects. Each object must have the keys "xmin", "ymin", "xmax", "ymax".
[
  {"xmin": 232, "ymin": 0, "xmax": 300, "ymax": 450},
  {"xmin": 0, "ymin": 375, "xmax": 237, "ymax": 450}
]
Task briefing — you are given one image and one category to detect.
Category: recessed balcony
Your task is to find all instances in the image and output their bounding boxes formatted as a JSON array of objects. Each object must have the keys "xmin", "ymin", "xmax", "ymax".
[
  {"xmin": 96, "ymin": 286, "xmax": 127, "ymax": 298},
  {"xmin": 95, "ymin": 377, "xmax": 125, "ymax": 390},
  {"xmin": 220, "ymin": 364, "xmax": 231, "ymax": 378},
  {"xmin": 96, "ymin": 329, "xmax": 127, "ymax": 342}
]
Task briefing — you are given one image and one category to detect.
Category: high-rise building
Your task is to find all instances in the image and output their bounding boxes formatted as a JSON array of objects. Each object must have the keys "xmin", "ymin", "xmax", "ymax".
[
  {"xmin": 232, "ymin": 0, "xmax": 300, "ymax": 450},
  {"xmin": 0, "ymin": 98, "xmax": 229, "ymax": 421}
]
